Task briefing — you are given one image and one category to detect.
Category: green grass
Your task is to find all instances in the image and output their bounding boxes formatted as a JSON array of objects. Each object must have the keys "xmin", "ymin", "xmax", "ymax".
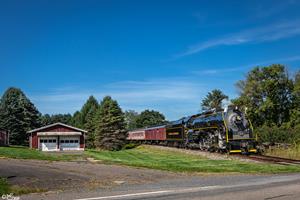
[
  {"xmin": 86, "ymin": 145, "xmax": 300, "ymax": 174},
  {"xmin": 0, "ymin": 177, "xmax": 46, "ymax": 196},
  {"xmin": 0, "ymin": 178, "xmax": 10, "ymax": 195},
  {"xmin": 265, "ymin": 144, "xmax": 300, "ymax": 160},
  {"xmin": 0, "ymin": 146, "xmax": 84, "ymax": 161},
  {"xmin": 1, "ymin": 145, "xmax": 300, "ymax": 173}
]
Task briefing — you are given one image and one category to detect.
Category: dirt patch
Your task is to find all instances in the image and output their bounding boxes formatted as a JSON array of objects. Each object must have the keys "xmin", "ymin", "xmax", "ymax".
[{"xmin": 0, "ymin": 158, "xmax": 183, "ymax": 192}]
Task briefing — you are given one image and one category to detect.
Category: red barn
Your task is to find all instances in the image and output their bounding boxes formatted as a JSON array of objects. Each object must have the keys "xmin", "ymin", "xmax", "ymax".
[
  {"xmin": 0, "ymin": 130, "xmax": 9, "ymax": 146},
  {"xmin": 28, "ymin": 123, "xmax": 87, "ymax": 151}
]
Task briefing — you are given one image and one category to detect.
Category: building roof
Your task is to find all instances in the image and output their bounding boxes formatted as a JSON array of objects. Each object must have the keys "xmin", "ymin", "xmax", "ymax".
[{"xmin": 27, "ymin": 122, "xmax": 88, "ymax": 133}]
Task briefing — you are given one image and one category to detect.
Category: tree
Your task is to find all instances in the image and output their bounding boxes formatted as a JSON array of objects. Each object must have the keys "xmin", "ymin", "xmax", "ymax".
[
  {"xmin": 201, "ymin": 89, "xmax": 228, "ymax": 111},
  {"xmin": 232, "ymin": 64, "xmax": 293, "ymax": 127},
  {"xmin": 136, "ymin": 110, "xmax": 166, "ymax": 128},
  {"xmin": 41, "ymin": 114, "xmax": 73, "ymax": 126},
  {"xmin": 0, "ymin": 87, "xmax": 41, "ymax": 145},
  {"xmin": 94, "ymin": 96, "xmax": 127, "ymax": 150},
  {"xmin": 289, "ymin": 70, "xmax": 300, "ymax": 127},
  {"xmin": 71, "ymin": 111, "xmax": 82, "ymax": 128},
  {"xmin": 124, "ymin": 110, "xmax": 139, "ymax": 130},
  {"xmin": 80, "ymin": 96, "xmax": 99, "ymax": 148}
]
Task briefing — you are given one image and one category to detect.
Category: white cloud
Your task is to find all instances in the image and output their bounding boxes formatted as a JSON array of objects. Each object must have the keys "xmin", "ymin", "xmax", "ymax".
[
  {"xmin": 191, "ymin": 55, "xmax": 300, "ymax": 75},
  {"xmin": 30, "ymin": 78, "xmax": 209, "ymax": 120},
  {"xmin": 175, "ymin": 20, "xmax": 300, "ymax": 58}
]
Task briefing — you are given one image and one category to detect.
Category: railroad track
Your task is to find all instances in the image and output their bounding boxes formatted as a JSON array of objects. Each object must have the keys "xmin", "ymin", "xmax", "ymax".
[{"xmin": 235, "ymin": 154, "xmax": 300, "ymax": 165}]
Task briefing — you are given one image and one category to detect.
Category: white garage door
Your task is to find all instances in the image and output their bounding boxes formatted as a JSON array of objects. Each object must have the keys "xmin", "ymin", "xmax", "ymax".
[
  {"xmin": 60, "ymin": 136, "xmax": 80, "ymax": 150},
  {"xmin": 39, "ymin": 137, "xmax": 58, "ymax": 151}
]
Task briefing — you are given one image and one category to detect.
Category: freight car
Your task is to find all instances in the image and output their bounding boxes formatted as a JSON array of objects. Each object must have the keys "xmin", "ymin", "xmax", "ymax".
[{"xmin": 127, "ymin": 105, "xmax": 258, "ymax": 153}]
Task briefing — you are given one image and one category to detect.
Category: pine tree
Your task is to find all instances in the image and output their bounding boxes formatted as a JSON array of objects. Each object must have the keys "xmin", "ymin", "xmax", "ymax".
[
  {"xmin": 80, "ymin": 96, "xmax": 99, "ymax": 148},
  {"xmin": 94, "ymin": 96, "xmax": 127, "ymax": 150},
  {"xmin": 0, "ymin": 87, "xmax": 41, "ymax": 145}
]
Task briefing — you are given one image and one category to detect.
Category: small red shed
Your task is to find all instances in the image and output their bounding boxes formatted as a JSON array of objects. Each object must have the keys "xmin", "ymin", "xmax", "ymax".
[
  {"xmin": 28, "ymin": 123, "xmax": 87, "ymax": 151},
  {"xmin": 0, "ymin": 130, "xmax": 9, "ymax": 146}
]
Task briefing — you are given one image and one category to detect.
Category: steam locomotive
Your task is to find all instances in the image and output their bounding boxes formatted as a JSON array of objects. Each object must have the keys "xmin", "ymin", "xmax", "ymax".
[{"xmin": 127, "ymin": 105, "xmax": 258, "ymax": 153}]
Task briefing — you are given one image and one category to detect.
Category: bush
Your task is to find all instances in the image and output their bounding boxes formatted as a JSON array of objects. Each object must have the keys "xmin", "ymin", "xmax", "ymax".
[
  {"xmin": 256, "ymin": 124, "xmax": 300, "ymax": 144},
  {"xmin": 122, "ymin": 143, "xmax": 139, "ymax": 150}
]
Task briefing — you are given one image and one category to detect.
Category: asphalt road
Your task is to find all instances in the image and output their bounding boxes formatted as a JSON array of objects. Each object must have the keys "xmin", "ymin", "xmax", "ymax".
[{"xmin": 22, "ymin": 174, "xmax": 300, "ymax": 200}]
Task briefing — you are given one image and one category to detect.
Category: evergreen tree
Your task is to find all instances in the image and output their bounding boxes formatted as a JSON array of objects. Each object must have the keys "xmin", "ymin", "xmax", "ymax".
[
  {"xmin": 201, "ymin": 89, "xmax": 228, "ymax": 111},
  {"xmin": 0, "ymin": 87, "xmax": 41, "ymax": 145},
  {"xmin": 71, "ymin": 111, "xmax": 82, "ymax": 128},
  {"xmin": 41, "ymin": 114, "xmax": 73, "ymax": 125},
  {"xmin": 135, "ymin": 110, "xmax": 166, "ymax": 128},
  {"xmin": 124, "ymin": 110, "xmax": 139, "ymax": 130},
  {"xmin": 80, "ymin": 96, "xmax": 99, "ymax": 127},
  {"xmin": 80, "ymin": 96, "xmax": 99, "ymax": 148},
  {"xmin": 94, "ymin": 96, "xmax": 127, "ymax": 150}
]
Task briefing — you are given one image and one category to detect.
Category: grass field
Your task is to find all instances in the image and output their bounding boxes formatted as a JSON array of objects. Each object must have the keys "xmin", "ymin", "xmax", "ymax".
[
  {"xmin": 265, "ymin": 144, "xmax": 300, "ymax": 160},
  {"xmin": 0, "ymin": 146, "xmax": 85, "ymax": 161},
  {"xmin": 1, "ymin": 145, "xmax": 300, "ymax": 173},
  {"xmin": 86, "ymin": 145, "xmax": 300, "ymax": 173}
]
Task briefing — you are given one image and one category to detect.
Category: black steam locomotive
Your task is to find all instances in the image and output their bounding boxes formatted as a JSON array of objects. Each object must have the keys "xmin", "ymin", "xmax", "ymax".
[{"xmin": 165, "ymin": 105, "xmax": 257, "ymax": 153}]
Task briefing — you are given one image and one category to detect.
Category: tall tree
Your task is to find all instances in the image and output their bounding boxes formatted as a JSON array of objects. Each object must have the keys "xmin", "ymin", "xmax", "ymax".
[
  {"xmin": 232, "ymin": 64, "xmax": 293, "ymax": 126},
  {"xmin": 201, "ymin": 89, "xmax": 228, "ymax": 111},
  {"xmin": 0, "ymin": 87, "xmax": 41, "ymax": 145},
  {"xmin": 94, "ymin": 96, "xmax": 127, "ymax": 150},
  {"xmin": 136, "ymin": 110, "xmax": 166, "ymax": 128},
  {"xmin": 80, "ymin": 96, "xmax": 99, "ymax": 148},
  {"xmin": 124, "ymin": 110, "xmax": 139, "ymax": 130},
  {"xmin": 71, "ymin": 111, "xmax": 82, "ymax": 128},
  {"xmin": 290, "ymin": 70, "xmax": 300, "ymax": 126}
]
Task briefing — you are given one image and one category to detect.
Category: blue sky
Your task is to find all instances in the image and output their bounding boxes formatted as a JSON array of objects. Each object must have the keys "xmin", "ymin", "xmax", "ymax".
[{"xmin": 1, "ymin": 0, "xmax": 300, "ymax": 120}]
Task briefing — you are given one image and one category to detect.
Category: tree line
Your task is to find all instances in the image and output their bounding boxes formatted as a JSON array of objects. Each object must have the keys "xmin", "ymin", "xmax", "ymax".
[
  {"xmin": 201, "ymin": 64, "xmax": 300, "ymax": 144},
  {"xmin": 0, "ymin": 64, "xmax": 299, "ymax": 149},
  {"xmin": 0, "ymin": 88, "xmax": 166, "ymax": 149}
]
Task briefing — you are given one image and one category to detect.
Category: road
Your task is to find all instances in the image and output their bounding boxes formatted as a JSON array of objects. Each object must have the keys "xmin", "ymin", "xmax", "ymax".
[
  {"xmin": 22, "ymin": 174, "xmax": 300, "ymax": 200},
  {"xmin": 2, "ymin": 158, "xmax": 300, "ymax": 200}
]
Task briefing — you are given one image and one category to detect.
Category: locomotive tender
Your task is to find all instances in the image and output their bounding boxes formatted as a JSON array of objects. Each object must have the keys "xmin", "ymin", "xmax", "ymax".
[{"xmin": 127, "ymin": 105, "xmax": 258, "ymax": 153}]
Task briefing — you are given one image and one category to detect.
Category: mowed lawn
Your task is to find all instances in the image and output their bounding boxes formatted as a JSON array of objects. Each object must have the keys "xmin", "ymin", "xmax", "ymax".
[
  {"xmin": 0, "ymin": 146, "xmax": 84, "ymax": 161},
  {"xmin": 1, "ymin": 145, "xmax": 300, "ymax": 173},
  {"xmin": 86, "ymin": 145, "xmax": 300, "ymax": 173}
]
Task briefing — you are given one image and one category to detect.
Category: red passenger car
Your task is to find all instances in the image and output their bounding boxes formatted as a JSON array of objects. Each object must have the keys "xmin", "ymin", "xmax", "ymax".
[
  {"xmin": 145, "ymin": 126, "xmax": 166, "ymax": 141},
  {"xmin": 127, "ymin": 129, "xmax": 146, "ymax": 140}
]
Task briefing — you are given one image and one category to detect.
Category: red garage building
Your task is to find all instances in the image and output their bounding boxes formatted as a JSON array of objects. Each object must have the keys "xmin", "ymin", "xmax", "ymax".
[{"xmin": 28, "ymin": 123, "xmax": 86, "ymax": 151}]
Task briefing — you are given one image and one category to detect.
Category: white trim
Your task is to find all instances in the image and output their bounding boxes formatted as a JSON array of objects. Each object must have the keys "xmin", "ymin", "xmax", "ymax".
[
  {"xmin": 37, "ymin": 132, "xmax": 82, "ymax": 136},
  {"xmin": 27, "ymin": 122, "xmax": 87, "ymax": 133}
]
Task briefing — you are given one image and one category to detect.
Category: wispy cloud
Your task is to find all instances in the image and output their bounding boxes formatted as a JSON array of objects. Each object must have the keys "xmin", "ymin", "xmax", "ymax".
[
  {"xmin": 192, "ymin": 55, "xmax": 300, "ymax": 75},
  {"xmin": 175, "ymin": 20, "xmax": 300, "ymax": 58},
  {"xmin": 30, "ymin": 78, "xmax": 209, "ymax": 120}
]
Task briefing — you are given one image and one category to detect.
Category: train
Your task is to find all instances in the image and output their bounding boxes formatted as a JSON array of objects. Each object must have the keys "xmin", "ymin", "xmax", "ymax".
[{"xmin": 127, "ymin": 105, "xmax": 258, "ymax": 154}]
